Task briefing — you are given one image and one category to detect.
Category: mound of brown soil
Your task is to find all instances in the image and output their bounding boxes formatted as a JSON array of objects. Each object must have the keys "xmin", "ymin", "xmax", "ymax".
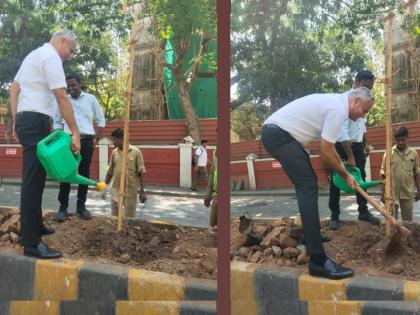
[
  {"xmin": 0, "ymin": 207, "xmax": 216, "ymax": 280},
  {"xmin": 231, "ymin": 217, "xmax": 420, "ymax": 280}
]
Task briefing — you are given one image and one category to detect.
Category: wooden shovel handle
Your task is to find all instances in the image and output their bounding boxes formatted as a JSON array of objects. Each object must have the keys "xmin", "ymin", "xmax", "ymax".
[{"xmin": 354, "ymin": 186, "xmax": 412, "ymax": 239}]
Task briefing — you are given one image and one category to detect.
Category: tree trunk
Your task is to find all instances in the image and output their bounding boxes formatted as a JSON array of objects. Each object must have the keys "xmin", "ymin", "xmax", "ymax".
[
  {"xmin": 5, "ymin": 107, "xmax": 13, "ymax": 144},
  {"xmin": 269, "ymin": 94, "xmax": 277, "ymax": 113},
  {"xmin": 174, "ymin": 67, "xmax": 201, "ymax": 143}
]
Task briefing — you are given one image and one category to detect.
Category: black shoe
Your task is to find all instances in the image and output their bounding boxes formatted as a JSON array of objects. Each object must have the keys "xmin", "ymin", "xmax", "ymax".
[
  {"xmin": 77, "ymin": 207, "xmax": 92, "ymax": 220},
  {"xmin": 54, "ymin": 208, "xmax": 67, "ymax": 222},
  {"xmin": 329, "ymin": 216, "xmax": 339, "ymax": 230},
  {"xmin": 41, "ymin": 224, "xmax": 55, "ymax": 235},
  {"xmin": 358, "ymin": 211, "xmax": 380, "ymax": 225},
  {"xmin": 23, "ymin": 242, "xmax": 62, "ymax": 259},
  {"xmin": 309, "ymin": 259, "xmax": 354, "ymax": 279},
  {"xmin": 301, "ymin": 234, "xmax": 331, "ymax": 245},
  {"xmin": 190, "ymin": 187, "xmax": 199, "ymax": 192}
]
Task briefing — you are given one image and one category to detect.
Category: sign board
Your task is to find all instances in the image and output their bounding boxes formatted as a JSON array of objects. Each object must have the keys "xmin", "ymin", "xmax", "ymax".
[
  {"xmin": 272, "ymin": 161, "xmax": 281, "ymax": 168},
  {"xmin": 5, "ymin": 148, "xmax": 17, "ymax": 155}
]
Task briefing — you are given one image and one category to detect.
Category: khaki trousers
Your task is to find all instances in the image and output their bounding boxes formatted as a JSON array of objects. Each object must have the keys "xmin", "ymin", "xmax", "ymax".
[
  {"xmin": 111, "ymin": 197, "xmax": 137, "ymax": 218},
  {"xmin": 393, "ymin": 199, "xmax": 413, "ymax": 221}
]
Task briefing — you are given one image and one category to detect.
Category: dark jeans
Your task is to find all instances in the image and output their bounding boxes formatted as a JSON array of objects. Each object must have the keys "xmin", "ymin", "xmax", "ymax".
[
  {"xmin": 261, "ymin": 124, "xmax": 324, "ymax": 256},
  {"xmin": 58, "ymin": 136, "xmax": 94, "ymax": 210},
  {"xmin": 329, "ymin": 142, "xmax": 368, "ymax": 218},
  {"xmin": 15, "ymin": 111, "xmax": 52, "ymax": 247}
]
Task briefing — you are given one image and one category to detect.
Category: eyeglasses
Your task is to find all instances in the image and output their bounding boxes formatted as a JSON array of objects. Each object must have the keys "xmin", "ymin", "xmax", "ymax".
[{"xmin": 70, "ymin": 47, "xmax": 80, "ymax": 55}]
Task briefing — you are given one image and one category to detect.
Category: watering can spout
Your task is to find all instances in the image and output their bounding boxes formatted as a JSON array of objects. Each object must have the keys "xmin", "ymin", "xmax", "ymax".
[
  {"xmin": 360, "ymin": 180, "xmax": 381, "ymax": 191},
  {"xmin": 333, "ymin": 163, "xmax": 381, "ymax": 194},
  {"xmin": 71, "ymin": 174, "xmax": 97, "ymax": 187},
  {"xmin": 36, "ymin": 130, "xmax": 105, "ymax": 191}
]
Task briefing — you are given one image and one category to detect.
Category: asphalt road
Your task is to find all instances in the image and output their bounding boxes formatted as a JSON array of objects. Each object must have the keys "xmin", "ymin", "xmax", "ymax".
[
  {"xmin": 0, "ymin": 184, "xmax": 212, "ymax": 228},
  {"xmin": 231, "ymin": 194, "xmax": 420, "ymax": 222}
]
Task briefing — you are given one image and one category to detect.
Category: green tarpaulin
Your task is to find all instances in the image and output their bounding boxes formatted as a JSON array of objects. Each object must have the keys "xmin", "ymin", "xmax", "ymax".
[{"xmin": 163, "ymin": 35, "xmax": 217, "ymax": 119}]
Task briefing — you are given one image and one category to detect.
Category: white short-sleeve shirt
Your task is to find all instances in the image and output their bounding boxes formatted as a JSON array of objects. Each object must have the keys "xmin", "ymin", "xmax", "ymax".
[
  {"xmin": 264, "ymin": 93, "xmax": 349, "ymax": 147},
  {"xmin": 195, "ymin": 146, "xmax": 208, "ymax": 167},
  {"xmin": 14, "ymin": 43, "xmax": 66, "ymax": 118}
]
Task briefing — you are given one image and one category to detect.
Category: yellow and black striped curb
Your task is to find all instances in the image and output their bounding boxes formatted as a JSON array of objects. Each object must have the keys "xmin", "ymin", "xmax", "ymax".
[
  {"xmin": 231, "ymin": 261, "xmax": 420, "ymax": 315},
  {"xmin": 0, "ymin": 252, "xmax": 216, "ymax": 302},
  {"xmin": 231, "ymin": 300, "xmax": 420, "ymax": 315},
  {"xmin": 0, "ymin": 300, "xmax": 216, "ymax": 315}
]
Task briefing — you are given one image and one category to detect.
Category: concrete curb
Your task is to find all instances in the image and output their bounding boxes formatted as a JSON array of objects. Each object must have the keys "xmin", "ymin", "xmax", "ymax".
[
  {"xmin": 231, "ymin": 261, "xmax": 420, "ymax": 315},
  {"xmin": 0, "ymin": 300, "xmax": 216, "ymax": 315},
  {"xmin": 232, "ymin": 301, "xmax": 420, "ymax": 315},
  {"xmin": 0, "ymin": 252, "xmax": 216, "ymax": 302}
]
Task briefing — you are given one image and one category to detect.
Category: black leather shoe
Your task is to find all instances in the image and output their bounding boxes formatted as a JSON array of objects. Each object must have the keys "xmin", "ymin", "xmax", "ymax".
[
  {"xmin": 301, "ymin": 234, "xmax": 331, "ymax": 245},
  {"xmin": 329, "ymin": 216, "xmax": 339, "ymax": 230},
  {"xmin": 41, "ymin": 224, "xmax": 55, "ymax": 235},
  {"xmin": 309, "ymin": 259, "xmax": 354, "ymax": 279},
  {"xmin": 77, "ymin": 208, "xmax": 92, "ymax": 220},
  {"xmin": 23, "ymin": 242, "xmax": 62, "ymax": 259},
  {"xmin": 358, "ymin": 211, "xmax": 380, "ymax": 225}
]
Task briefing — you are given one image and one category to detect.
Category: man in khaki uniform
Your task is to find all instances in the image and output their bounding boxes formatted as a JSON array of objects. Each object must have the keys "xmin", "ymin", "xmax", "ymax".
[
  {"xmin": 381, "ymin": 127, "xmax": 420, "ymax": 221},
  {"xmin": 204, "ymin": 149, "xmax": 217, "ymax": 229},
  {"xmin": 105, "ymin": 128, "xmax": 147, "ymax": 218}
]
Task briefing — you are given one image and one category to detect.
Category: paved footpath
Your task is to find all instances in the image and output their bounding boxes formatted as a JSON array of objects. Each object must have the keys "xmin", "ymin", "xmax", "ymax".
[
  {"xmin": 0, "ymin": 181, "xmax": 212, "ymax": 228},
  {"xmin": 231, "ymin": 189, "xmax": 420, "ymax": 222},
  {"xmin": 1, "ymin": 179, "xmax": 419, "ymax": 227}
]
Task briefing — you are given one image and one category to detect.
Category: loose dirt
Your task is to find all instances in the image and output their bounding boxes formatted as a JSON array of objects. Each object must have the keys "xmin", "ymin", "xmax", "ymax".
[
  {"xmin": 231, "ymin": 216, "xmax": 420, "ymax": 281},
  {"xmin": 0, "ymin": 207, "xmax": 217, "ymax": 280}
]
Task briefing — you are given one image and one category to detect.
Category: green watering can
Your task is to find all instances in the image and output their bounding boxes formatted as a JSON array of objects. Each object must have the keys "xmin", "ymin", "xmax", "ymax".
[
  {"xmin": 333, "ymin": 163, "xmax": 381, "ymax": 194},
  {"xmin": 36, "ymin": 130, "xmax": 105, "ymax": 190}
]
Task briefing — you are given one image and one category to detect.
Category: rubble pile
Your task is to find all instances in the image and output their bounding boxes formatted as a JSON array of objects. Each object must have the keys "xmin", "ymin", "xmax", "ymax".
[
  {"xmin": 0, "ymin": 207, "xmax": 20, "ymax": 245},
  {"xmin": 231, "ymin": 216, "xmax": 309, "ymax": 267}
]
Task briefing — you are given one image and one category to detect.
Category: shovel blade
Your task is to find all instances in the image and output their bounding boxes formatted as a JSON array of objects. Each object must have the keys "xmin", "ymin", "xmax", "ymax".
[{"xmin": 385, "ymin": 231, "xmax": 402, "ymax": 254}]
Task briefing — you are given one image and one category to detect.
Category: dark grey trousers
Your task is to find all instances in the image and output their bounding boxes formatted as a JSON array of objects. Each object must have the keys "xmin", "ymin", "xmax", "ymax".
[
  {"xmin": 329, "ymin": 142, "xmax": 368, "ymax": 217},
  {"xmin": 58, "ymin": 136, "xmax": 94, "ymax": 210},
  {"xmin": 15, "ymin": 111, "xmax": 51, "ymax": 247},
  {"xmin": 261, "ymin": 124, "xmax": 324, "ymax": 256}
]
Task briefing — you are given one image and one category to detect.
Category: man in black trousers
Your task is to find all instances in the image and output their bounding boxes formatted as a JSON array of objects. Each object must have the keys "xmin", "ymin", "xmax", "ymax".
[
  {"xmin": 329, "ymin": 70, "xmax": 380, "ymax": 230},
  {"xmin": 261, "ymin": 87, "xmax": 373, "ymax": 279},
  {"xmin": 9, "ymin": 30, "xmax": 81, "ymax": 259},
  {"xmin": 53, "ymin": 74, "xmax": 105, "ymax": 221}
]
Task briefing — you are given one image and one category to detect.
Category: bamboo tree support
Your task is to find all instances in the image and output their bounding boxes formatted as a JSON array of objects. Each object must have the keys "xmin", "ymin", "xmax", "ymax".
[
  {"xmin": 117, "ymin": 5, "xmax": 140, "ymax": 232},
  {"xmin": 384, "ymin": 14, "xmax": 394, "ymax": 237}
]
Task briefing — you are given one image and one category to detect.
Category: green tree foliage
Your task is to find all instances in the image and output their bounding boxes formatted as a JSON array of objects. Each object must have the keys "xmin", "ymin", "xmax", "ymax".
[
  {"xmin": 148, "ymin": 0, "xmax": 216, "ymax": 142},
  {"xmin": 0, "ymin": 0, "xmax": 130, "ymax": 121},
  {"xmin": 231, "ymin": 102, "xmax": 268, "ymax": 141},
  {"xmin": 231, "ymin": 0, "xmax": 406, "ymax": 139}
]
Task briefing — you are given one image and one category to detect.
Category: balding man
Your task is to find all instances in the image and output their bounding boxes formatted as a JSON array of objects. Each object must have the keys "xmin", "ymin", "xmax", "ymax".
[
  {"xmin": 9, "ymin": 30, "xmax": 81, "ymax": 259},
  {"xmin": 261, "ymin": 87, "xmax": 373, "ymax": 279}
]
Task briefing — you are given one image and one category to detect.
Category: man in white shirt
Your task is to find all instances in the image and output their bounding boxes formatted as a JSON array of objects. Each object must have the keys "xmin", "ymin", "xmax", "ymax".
[
  {"xmin": 54, "ymin": 74, "xmax": 106, "ymax": 222},
  {"xmin": 261, "ymin": 87, "xmax": 373, "ymax": 279},
  {"xmin": 191, "ymin": 139, "xmax": 209, "ymax": 191},
  {"xmin": 329, "ymin": 70, "xmax": 379, "ymax": 230},
  {"xmin": 9, "ymin": 30, "xmax": 81, "ymax": 259}
]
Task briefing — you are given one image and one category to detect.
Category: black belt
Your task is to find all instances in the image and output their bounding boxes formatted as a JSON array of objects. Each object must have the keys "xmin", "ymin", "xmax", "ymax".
[
  {"xmin": 263, "ymin": 124, "xmax": 280, "ymax": 129},
  {"xmin": 80, "ymin": 134, "xmax": 95, "ymax": 140},
  {"xmin": 350, "ymin": 142, "xmax": 363, "ymax": 146}
]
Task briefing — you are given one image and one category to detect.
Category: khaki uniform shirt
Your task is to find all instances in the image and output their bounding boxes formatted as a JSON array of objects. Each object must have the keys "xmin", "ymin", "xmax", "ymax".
[
  {"xmin": 206, "ymin": 149, "xmax": 217, "ymax": 199},
  {"xmin": 108, "ymin": 144, "xmax": 146, "ymax": 199},
  {"xmin": 381, "ymin": 145, "xmax": 420, "ymax": 200}
]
